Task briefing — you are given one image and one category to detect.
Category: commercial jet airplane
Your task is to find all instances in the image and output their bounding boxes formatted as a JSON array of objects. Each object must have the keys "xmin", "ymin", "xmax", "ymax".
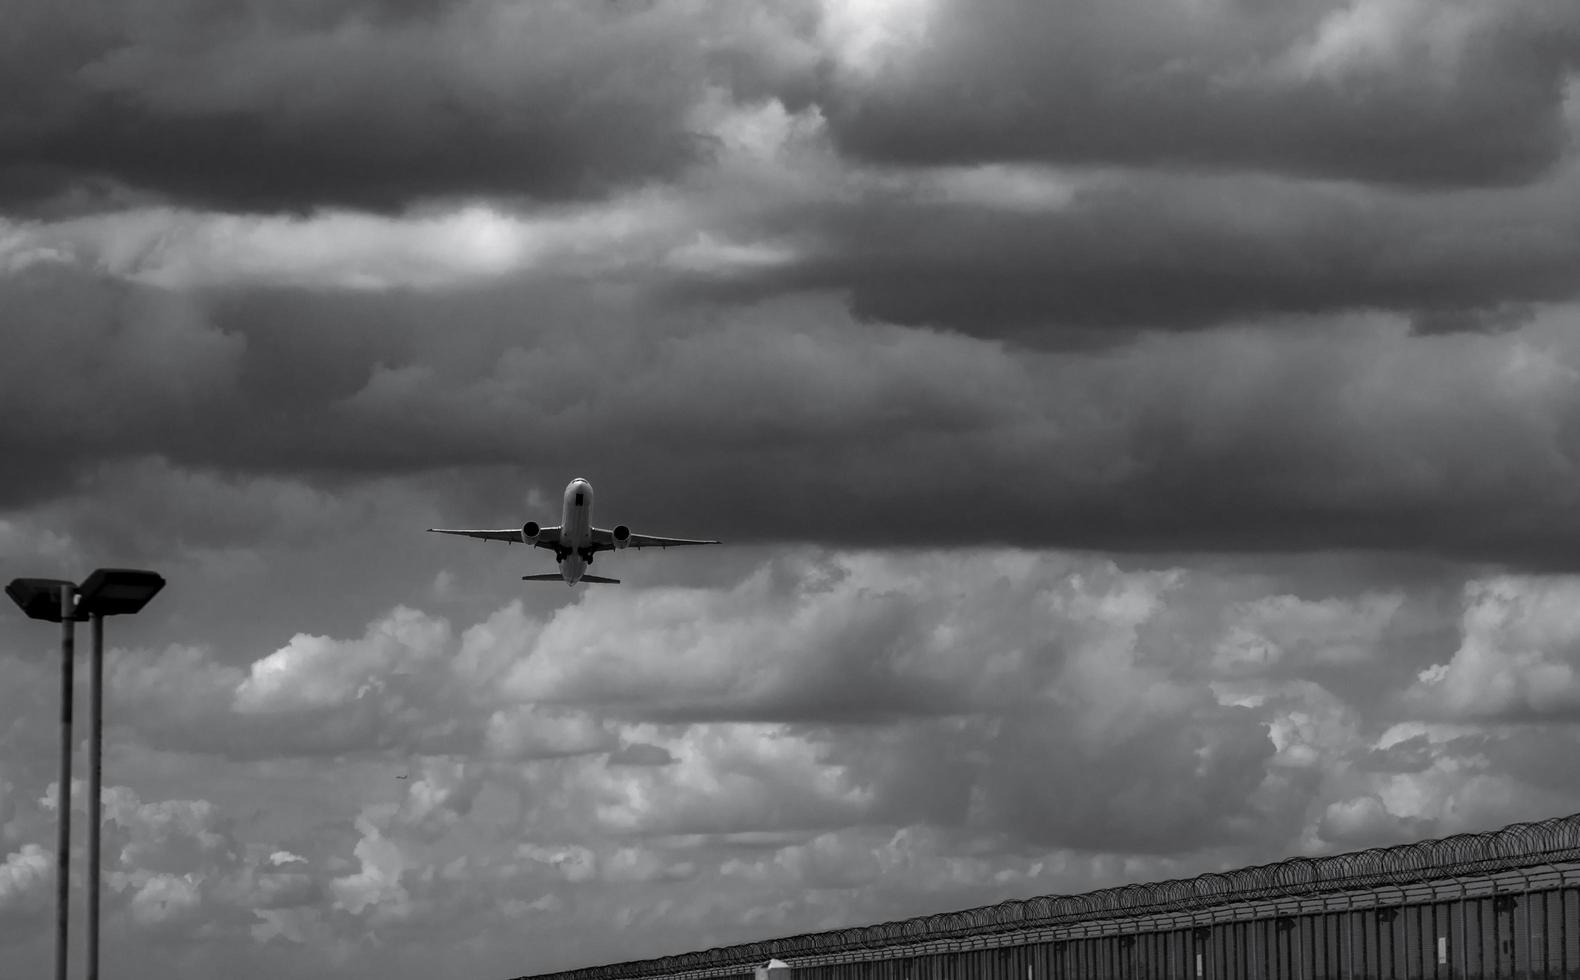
[{"xmin": 427, "ymin": 477, "xmax": 720, "ymax": 585}]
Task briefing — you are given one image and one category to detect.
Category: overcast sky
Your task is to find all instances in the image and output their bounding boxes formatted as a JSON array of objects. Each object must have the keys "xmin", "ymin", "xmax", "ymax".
[{"xmin": 3, "ymin": 0, "xmax": 1580, "ymax": 977}]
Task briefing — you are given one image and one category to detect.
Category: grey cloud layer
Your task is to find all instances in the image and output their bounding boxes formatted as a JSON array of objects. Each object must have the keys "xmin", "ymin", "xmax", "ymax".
[
  {"xmin": 7, "ymin": 0, "xmax": 1580, "ymax": 215},
  {"xmin": 817, "ymin": 0, "xmax": 1580, "ymax": 187},
  {"xmin": 7, "ymin": 264, "xmax": 1580, "ymax": 568},
  {"xmin": 700, "ymin": 166, "xmax": 1580, "ymax": 336},
  {"xmin": 0, "ymin": 0, "xmax": 807, "ymax": 212},
  {"xmin": 0, "ymin": 265, "xmax": 243, "ymax": 506}
]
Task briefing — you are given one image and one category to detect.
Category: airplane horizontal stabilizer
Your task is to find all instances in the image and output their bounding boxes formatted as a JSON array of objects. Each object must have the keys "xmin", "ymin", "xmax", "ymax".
[
  {"xmin": 520, "ymin": 574, "xmax": 563, "ymax": 581},
  {"xmin": 579, "ymin": 574, "xmax": 621, "ymax": 584}
]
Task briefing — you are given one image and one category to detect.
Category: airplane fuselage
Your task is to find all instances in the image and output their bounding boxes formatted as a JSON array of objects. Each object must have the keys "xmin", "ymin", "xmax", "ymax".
[{"xmin": 558, "ymin": 477, "xmax": 595, "ymax": 584}]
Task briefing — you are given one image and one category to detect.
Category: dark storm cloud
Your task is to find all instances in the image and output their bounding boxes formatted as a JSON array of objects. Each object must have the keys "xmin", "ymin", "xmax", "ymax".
[
  {"xmin": 817, "ymin": 0, "xmax": 1580, "ymax": 188},
  {"xmin": 679, "ymin": 167, "xmax": 1580, "ymax": 338},
  {"xmin": 0, "ymin": 262, "xmax": 243, "ymax": 506},
  {"xmin": 0, "ymin": 0, "xmax": 802, "ymax": 212},
  {"xmin": 267, "ymin": 297, "xmax": 1580, "ymax": 570},
  {"xmin": 8, "ymin": 262, "xmax": 1580, "ymax": 570}
]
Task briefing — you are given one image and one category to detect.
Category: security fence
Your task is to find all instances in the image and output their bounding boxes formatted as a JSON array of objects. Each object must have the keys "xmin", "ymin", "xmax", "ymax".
[{"xmin": 513, "ymin": 813, "xmax": 1580, "ymax": 980}]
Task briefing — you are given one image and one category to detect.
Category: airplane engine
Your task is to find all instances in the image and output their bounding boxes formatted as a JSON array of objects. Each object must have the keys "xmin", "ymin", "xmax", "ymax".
[
  {"xmin": 612, "ymin": 525, "xmax": 631, "ymax": 550},
  {"xmin": 521, "ymin": 522, "xmax": 541, "ymax": 546}
]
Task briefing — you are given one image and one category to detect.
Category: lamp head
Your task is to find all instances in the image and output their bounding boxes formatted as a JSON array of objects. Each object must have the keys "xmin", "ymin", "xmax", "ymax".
[
  {"xmin": 76, "ymin": 569, "xmax": 165, "ymax": 617},
  {"xmin": 5, "ymin": 578, "xmax": 80, "ymax": 623}
]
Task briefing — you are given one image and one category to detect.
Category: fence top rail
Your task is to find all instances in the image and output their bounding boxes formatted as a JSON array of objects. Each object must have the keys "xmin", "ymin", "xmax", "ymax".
[{"xmin": 510, "ymin": 811, "xmax": 1580, "ymax": 980}]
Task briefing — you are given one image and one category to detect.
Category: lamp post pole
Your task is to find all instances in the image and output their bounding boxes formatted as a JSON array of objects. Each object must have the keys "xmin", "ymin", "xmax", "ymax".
[
  {"xmin": 55, "ymin": 583, "xmax": 75, "ymax": 980},
  {"xmin": 9, "ymin": 569, "xmax": 164, "ymax": 980},
  {"xmin": 87, "ymin": 611, "xmax": 104, "ymax": 980}
]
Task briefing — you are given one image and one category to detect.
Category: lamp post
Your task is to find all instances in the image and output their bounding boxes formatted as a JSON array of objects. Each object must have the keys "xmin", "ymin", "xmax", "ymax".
[
  {"xmin": 6, "ymin": 576, "xmax": 82, "ymax": 980},
  {"xmin": 74, "ymin": 568, "xmax": 164, "ymax": 980},
  {"xmin": 6, "ymin": 569, "xmax": 165, "ymax": 980}
]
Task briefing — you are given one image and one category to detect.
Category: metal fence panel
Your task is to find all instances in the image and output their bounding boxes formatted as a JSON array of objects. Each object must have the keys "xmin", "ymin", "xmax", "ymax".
[
  {"xmin": 514, "ymin": 813, "xmax": 1580, "ymax": 980},
  {"xmin": 767, "ymin": 886, "xmax": 1577, "ymax": 980}
]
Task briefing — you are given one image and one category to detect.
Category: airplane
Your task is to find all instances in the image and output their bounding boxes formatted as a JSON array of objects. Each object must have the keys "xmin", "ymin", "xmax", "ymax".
[{"xmin": 427, "ymin": 477, "xmax": 720, "ymax": 586}]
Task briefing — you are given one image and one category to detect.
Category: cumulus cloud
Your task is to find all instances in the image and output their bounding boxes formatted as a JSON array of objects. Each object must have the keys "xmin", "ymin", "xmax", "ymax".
[
  {"xmin": 3, "ymin": 549, "xmax": 1580, "ymax": 977},
  {"xmin": 330, "ymin": 817, "xmax": 409, "ymax": 920},
  {"xmin": 1307, "ymin": 720, "xmax": 1580, "ymax": 850},
  {"xmin": 117, "ymin": 608, "xmax": 481, "ymax": 758},
  {"xmin": 68, "ymin": 552, "xmax": 1400, "ymax": 855},
  {"xmin": 484, "ymin": 706, "xmax": 616, "ymax": 762},
  {"xmin": 30, "ymin": 783, "xmax": 331, "ymax": 959},
  {"xmin": 1210, "ymin": 592, "xmax": 1408, "ymax": 677},
  {"xmin": 1402, "ymin": 575, "xmax": 1580, "ymax": 720},
  {"xmin": 1315, "ymin": 795, "xmax": 1436, "ymax": 848},
  {"xmin": 234, "ymin": 606, "xmax": 449, "ymax": 715},
  {"xmin": 0, "ymin": 844, "xmax": 51, "ymax": 943},
  {"xmin": 517, "ymin": 842, "xmax": 695, "ymax": 886}
]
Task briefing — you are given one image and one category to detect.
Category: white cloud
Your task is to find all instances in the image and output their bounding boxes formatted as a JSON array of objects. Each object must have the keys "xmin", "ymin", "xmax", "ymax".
[
  {"xmin": 1316, "ymin": 795, "xmax": 1412, "ymax": 846},
  {"xmin": 1255, "ymin": 680, "xmax": 1365, "ymax": 771},
  {"xmin": 0, "ymin": 845, "xmax": 51, "ymax": 940},
  {"xmin": 818, "ymin": 0, "xmax": 941, "ymax": 80},
  {"xmin": 106, "ymin": 792, "xmax": 234, "ymax": 875},
  {"xmin": 128, "ymin": 873, "xmax": 205, "ymax": 930},
  {"xmin": 1211, "ymin": 592, "xmax": 1406, "ymax": 676},
  {"xmin": 1403, "ymin": 575, "xmax": 1580, "ymax": 719},
  {"xmin": 483, "ymin": 706, "xmax": 616, "ymax": 761},
  {"xmin": 233, "ymin": 606, "xmax": 452, "ymax": 715},
  {"xmin": 4, "ymin": 550, "xmax": 1578, "ymax": 976},
  {"xmin": 0, "ymin": 188, "xmax": 796, "ymax": 291},
  {"xmin": 916, "ymin": 164, "xmax": 1085, "ymax": 212},
  {"xmin": 516, "ymin": 844, "xmax": 598, "ymax": 884},
  {"xmin": 330, "ymin": 817, "xmax": 409, "ymax": 921},
  {"xmin": 429, "ymin": 571, "xmax": 458, "ymax": 603},
  {"xmin": 1280, "ymin": 0, "xmax": 1486, "ymax": 85}
]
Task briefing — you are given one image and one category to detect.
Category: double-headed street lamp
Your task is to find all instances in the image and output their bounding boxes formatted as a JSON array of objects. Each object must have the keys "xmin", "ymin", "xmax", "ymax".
[{"xmin": 5, "ymin": 569, "xmax": 165, "ymax": 980}]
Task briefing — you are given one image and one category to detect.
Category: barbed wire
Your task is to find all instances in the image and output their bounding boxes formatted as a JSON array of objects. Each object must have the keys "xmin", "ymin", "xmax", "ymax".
[{"xmin": 513, "ymin": 811, "xmax": 1580, "ymax": 980}]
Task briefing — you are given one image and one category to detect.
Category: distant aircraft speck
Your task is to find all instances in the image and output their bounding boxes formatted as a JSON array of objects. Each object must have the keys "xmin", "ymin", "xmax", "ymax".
[{"xmin": 427, "ymin": 477, "xmax": 720, "ymax": 586}]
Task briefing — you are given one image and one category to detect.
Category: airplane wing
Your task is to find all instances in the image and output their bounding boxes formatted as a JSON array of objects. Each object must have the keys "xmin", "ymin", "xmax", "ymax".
[
  {"xmin": 427, "ymin": 526, "xmax": 562, "ymax": 550},
  {"xmin": 590, "ymin": 526, "xmax": 721, "ymax": 552}
]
